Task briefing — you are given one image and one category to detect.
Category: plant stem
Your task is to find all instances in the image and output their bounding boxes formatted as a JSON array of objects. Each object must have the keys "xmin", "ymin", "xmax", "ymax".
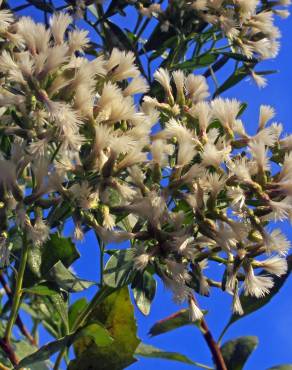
[
  {"xmin": 4, "ymin": 235, "xmax": 29, "ymax": 344},
  {"xmin": 0, "ymin": 339, "xmax": 19, "ymax": 366},
  {"xmin": 200, "ymin": 316, "xmax": 227, "ymax": 370},
  {"xmin": 0, "ymin": 272, "xmax": 36, "ymax": 345},
  {"xmin": 53, "ymin": 286, "xmax": 114, "ymax": 370}
]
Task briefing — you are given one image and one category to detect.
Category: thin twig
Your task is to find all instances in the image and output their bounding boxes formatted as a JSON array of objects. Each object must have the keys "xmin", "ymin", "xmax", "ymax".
[
  {"xmin": 0, "ymin": 272, "xmax": 36, "ymax": 346},
  {"xmin": 0, "ymin": 338, "xmax": 18, "ymax": 366},
  {"xmin": 192, "ymin": 296, "xmax": 227, "ymax": 370}
]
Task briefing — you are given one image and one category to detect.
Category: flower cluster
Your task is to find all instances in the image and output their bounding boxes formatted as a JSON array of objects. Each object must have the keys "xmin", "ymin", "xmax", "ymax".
[
  {"xmin": 139, "ymin": 0, "xmax": 289, "ymax": 86},
  {"xmin": 0, "ymin": 8, "xmax": 291, "ymax": 321}
]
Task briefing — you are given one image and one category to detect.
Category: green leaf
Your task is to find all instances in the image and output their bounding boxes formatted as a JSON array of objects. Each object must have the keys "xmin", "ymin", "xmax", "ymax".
[
  {"xmin": 78, "ymin": 323, "xmax": 113, "ymax": 347},
  {"xmin": 16, "ymin": 323, "xmax": 112, "ymax": 369},
  {"xmin": 221, "ymin": 336, "xmax": 258, "ymax": 370},
  {"xmin": 16, "ymin": 336, "xmax": 70, "ymax": 369},
  {"xmin": 46, "ymin": 260, "xmax": 95, "ymax": 292},
  {"xmin": 229, "ymin": 255, "xmax": 292, "ymax": 325},
  {"xmin": 268, "ymin": 366, "xmax": 292, "ymax": 370},
  {"xmin": 24, "ymin": 233, "xmax": 79, "ymax": 287},
  {"xmin": 213, "ymin": 66, "xmax": 251, "ymax": 97},
  {"xmin": 149, "ymin": 309, "xmax": 202, "ymax": 337},
  {"xmin": 103, "ymin": 249, "xmax": 136, "ymax": 288},
  {"xmin": 135, "ymin": 343, "xmax": 212, "ymax": 369},
  {"xmin": 69, "ymin": 287, "xmax": 140, "ymax": 370},
  {"xmin": 216, "ymin": 52, "xmax": 258, "ymax": 63},
  {"xmin": 132, "ymin": 271, "xmax": 157, "ymax": 316},
  {"xmin": 171, "ymin": 54, "xmax": 218, "ymax": 71},
  {"xmin": 69, "ymin": 298, "xmax": 88, "ymax": 330},
  {"xmin": 104, "ymin": 20, "xmax": 134, "ymax": 51},
  {"xmin": 48, "ymin": 292, "xmax": 69, "ymax": 332},
  {"xmin": 14, "ymin": 341, "xmax": 50, "ymax": 370},
  {"xmin": 22, "ymin": 282, "xmax": 61, "ymax": 296}
]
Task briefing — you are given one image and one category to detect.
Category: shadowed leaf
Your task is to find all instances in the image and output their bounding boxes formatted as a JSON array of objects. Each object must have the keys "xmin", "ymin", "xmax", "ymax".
[
  {"xmin": 103, "ymin": 249, "xmax": 135, "ymax": 288},
  {"xmin": 230, "ymin": 255, "xmax": 292, "ymax": 325},
  {"xmin": 132, "ymin": 271, "xmax": 157, "ymax": 316},
  {"xmin": 46, "ymin": 261, "xmax": 95, "ymax": 292},
  {"xmin": 69, "ymin": 287, "xmax": 140, "ymax": 370},
  {"xmin": 221, "ymin": 336, "xmax": 258, "ymax": 370}
]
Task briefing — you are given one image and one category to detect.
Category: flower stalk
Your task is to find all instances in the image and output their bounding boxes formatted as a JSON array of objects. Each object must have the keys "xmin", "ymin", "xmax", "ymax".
[{"xmin": 4, "ymin": 234, "xmax": 29, "ymax": 344}]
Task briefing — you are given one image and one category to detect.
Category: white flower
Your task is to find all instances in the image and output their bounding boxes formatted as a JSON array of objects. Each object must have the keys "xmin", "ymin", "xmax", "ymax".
[
  {"xmin": 232, "ymin": 290, "xmax": 244, "ymax": 315},
  {"xmin": 50, "ymin": 13, "xmax": 72, "ymax": 45},
  {"xmin": 189, "ymin": 297, "xmax": 204, "ymax": 321},
  {"xmin": 201, "ymin": 143, "xmax": 230, "ymax": 167},
  {"xmin": 258, "ymin": 105, "xmax": 275, "ymax": 130},
  {"xmin": 185, "ymin": 74, "xmax": 209, "ymax": 102},
  {"xmin": 244, "ymin": 266, "xmax": 274, "ymax": 297},
  {"xmin": 256, "ymin": 256, "xmax": 288, "ymax": 277},
  {"xmin": 263, "ymin": 229, "xmax": 291, "ymax": 255},
  {"xmin": 211, "ymin": 98, "xmax": 241, "ymax": 132},
  {"xmin": 154, "ymin": 68, "xmax": 172, "ymax": 95}
]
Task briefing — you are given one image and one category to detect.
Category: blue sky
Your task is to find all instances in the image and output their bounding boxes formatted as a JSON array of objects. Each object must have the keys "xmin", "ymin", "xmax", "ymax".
[{"xmin": 8, "ymin": 1, "xmax": 292, "ymax": 369}]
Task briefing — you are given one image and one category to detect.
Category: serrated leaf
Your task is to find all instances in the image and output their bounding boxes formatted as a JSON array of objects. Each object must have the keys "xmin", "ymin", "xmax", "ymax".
[
  {"xmin": 221, "ymin": 336, "xmax": 258, "ymax": 370},
  {"xmin": 46, "ymin": 260, "xmax": 95, "ymax": 292},
  {"xmin": 149, "ymin": 309, "xmax": 203, "ymax": 337},
  {"xmin": 135, "ymin": 343, "xmax": 212, "ymax": 369},
  {"xmin": 103, "ymin": 249, "xmax": 135, "ymax": 288},
  {"xmin": 132, "ymin": 271, "xmax": 156, "ymax": 316},
  {"xmin": 69, "ymin": 287, "xmax": 140, "ymax": 370}
]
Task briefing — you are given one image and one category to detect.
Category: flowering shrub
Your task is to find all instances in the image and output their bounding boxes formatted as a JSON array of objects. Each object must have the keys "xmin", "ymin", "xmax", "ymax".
[{"xmin": 0, "ymin": 2, "xmax": 291, "ymax": 370}]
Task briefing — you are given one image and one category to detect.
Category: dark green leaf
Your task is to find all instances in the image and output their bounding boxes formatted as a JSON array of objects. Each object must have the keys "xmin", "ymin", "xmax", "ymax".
[
  {"xmin": 229, "ymin": 255, "xmax": 292, "ymax": 325},
  {"xmin": 104, "ymin": 20, "xmax": 134, "ymax": 51},
  {"xmin": 132, "ymin": 271, "xmax": 157, "ymax": 316},
  {"xmin": 48, "ymin": 292, "xmax": 69, "ymax": 332},
  {"xmin": 171, "ymin": 54, "xmax": 218, "ymax": 71},
  {"xmin": 46, "ymin": 261, "xmax": 96, "ymax": 292},
  {"xmin": 217, "ymin": 52, "xmax": 258, "ymax": 63},
  {"xmin": 69, "ymin": 298, "xmax": 88, "ymax": 330},
  {"xmin": 103, "ymin": 249, "xmax": 136, "ymax": 288},
  {"xmin": 256, "ymin": 70, "xmax": 278, "ymax": 76},
  {"xmin": 221, "ymin": 336, "xmax": 258, "ymax": 370},
  {"xmin": 24, "ymin": 233, "xmax": 79, "ymax": 287},
  {"xmin": 22, "ymin": 282, "xmax": 61, "ymax": 296},
  {"xmin": 149, "ymin": 309, "xmax": 203, "ymax": 337},
  {"xmin": 213, "ymin": 66, "xmax": 251, "ymax": 97},
  {"xmin": 135, "ymin": 343, "xmax": 211, "ymax": 368}
]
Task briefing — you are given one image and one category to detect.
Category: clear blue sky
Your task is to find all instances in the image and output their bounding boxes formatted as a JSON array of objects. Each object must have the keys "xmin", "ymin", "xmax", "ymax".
[{"xmin": 9, "ymin": 2, "xmax": 292, "ymax": 369}]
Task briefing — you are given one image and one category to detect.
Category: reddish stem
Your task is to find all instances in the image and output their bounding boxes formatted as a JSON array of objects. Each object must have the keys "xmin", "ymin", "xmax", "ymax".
[{"xmin": 0, "ymin": 339, "xmax": 19, "ymax": 366}]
